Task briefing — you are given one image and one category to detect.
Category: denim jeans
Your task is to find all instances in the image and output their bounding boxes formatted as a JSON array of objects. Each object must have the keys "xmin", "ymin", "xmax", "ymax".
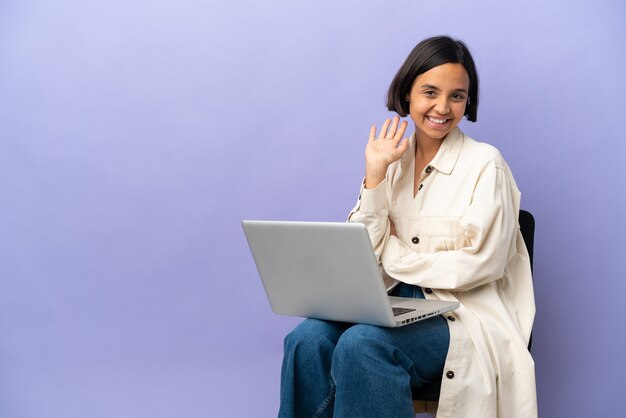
[{"xmin": 278, "ymin": 283, "xmax": 450, "ymax": 418}]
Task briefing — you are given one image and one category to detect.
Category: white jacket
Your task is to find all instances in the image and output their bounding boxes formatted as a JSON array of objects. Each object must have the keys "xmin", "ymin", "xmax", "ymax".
[{"xmin": 348, "ymin": 127, "xmax": 537, "ymax": 418}]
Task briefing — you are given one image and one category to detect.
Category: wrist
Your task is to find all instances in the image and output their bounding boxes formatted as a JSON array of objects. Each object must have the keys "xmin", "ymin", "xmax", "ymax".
[{"xmin": 365, "ymin": 164, "xmax": 387, "ymax": 189}]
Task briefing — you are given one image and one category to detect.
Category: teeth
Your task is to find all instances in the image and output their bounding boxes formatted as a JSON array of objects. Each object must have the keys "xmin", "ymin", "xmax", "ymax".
[{"xmin": 427, "ymin": 116, "xmax": 447, "ymax": 124}]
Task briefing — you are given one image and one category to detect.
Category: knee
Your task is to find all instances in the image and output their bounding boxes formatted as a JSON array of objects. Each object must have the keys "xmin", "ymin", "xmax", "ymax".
[
  {"xmin": 331, "ymin": 325, "xmax": 410, "ymax": 385},
  {"xmin": 332, "ymin": 325, "xmax": 387, "ymax": 363},
  {"xmin": 284, "ymin": 319, "xmax": 339, "ymax": 359}
]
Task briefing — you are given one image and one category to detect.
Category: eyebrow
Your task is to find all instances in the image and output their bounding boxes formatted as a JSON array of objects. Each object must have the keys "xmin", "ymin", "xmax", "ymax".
[{"xmin": 420, "ymin": 84, "xmax": 468, "ymax": 94}]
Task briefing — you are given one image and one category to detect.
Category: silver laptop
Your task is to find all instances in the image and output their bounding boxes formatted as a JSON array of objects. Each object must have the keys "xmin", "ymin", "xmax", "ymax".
[{"xmin": 242, "ymin": 220, "xmax": 459, "ymax": 327}]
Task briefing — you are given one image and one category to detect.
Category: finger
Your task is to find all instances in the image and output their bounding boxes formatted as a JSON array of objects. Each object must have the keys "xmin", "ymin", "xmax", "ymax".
[
  {"xmin": 386, "ymin": 116, "xmax": 399, "ymax": 139},
  {"xmin": 378, "ymin": 118, "xmax": 391, "ymax": 139},
  {"xmin": 397, "ymin": 137, "xmax": 410, "ymax": 154},
  {"xmin": 368, "ymin": 125, "xmax": 376, "ymax": 142},
  {"xmin": 393, "ymin": 120, "xmax": 408, "ymax": 144}
]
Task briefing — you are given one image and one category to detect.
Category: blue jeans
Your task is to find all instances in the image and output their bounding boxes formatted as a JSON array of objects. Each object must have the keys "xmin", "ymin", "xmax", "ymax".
[{"xmin": 278, "ymin": 283, "xmax": 450, "ymax": 418}]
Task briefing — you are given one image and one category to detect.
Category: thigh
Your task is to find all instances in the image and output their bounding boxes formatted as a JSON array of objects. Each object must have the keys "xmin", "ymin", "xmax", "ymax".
[
  {"xmin": 287, "ymin": 318, "xmax": 351, "ymax": 346},
  {"xmin": 338, "ymin": 311, "xmax": 449, "ymax": 385}
]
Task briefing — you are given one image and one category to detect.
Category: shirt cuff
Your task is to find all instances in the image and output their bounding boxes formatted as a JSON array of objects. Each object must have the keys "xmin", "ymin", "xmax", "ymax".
[{"xmin": 358, "ymin": 177, "xmax": 388, "ymax": 214}]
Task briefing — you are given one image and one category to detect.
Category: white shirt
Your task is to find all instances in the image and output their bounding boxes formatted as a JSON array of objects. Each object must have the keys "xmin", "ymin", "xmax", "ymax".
[{"xmin": 348, "ymin": 127, "xmax": 538, "ymax": 418}]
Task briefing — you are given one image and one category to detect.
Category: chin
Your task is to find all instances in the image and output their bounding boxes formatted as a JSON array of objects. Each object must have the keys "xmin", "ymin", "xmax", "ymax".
[{"xmin": 422, "ymin": 128, "xmax": 451, "ymax": 140}]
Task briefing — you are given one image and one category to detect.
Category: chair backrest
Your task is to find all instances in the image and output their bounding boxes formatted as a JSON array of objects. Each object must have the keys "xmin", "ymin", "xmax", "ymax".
[
  {"xmin": 518, "ymin": 209, "xmax": 535, "ymax": 352},
  {"xmin": 518, "ymin": 210, "xmax": 535, "ymax": 274}
]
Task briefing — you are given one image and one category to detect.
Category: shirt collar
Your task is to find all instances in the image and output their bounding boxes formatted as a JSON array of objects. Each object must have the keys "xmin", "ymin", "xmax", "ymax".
[{"xmin": 401, "ymin": 127, "xmax": 464, "ymax": 175}]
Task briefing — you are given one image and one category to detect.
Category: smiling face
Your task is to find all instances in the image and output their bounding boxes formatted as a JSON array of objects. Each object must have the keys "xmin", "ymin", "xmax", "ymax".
[{"xmin": 407, "ymin": 63, "xmax": 470, "ymax": 142}]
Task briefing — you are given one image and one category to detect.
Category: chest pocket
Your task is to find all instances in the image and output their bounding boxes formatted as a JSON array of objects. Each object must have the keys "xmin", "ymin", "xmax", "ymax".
[{"xmin": 393, "ymin": 216, "xmax": 467, "ymax": 253}]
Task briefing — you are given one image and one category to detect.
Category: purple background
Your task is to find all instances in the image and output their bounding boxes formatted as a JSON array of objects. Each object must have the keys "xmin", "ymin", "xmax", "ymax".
[{"xmin": 1, "ymin": 0, "xmax": 625, "ymax": 417}]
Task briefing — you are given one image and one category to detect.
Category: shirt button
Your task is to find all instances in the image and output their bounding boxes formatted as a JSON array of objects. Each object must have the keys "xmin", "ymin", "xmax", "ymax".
[
  {"xmin": 446, "ymin": 371, "xmax": 455, "ymax": 379},
  {"xmin": 447, "ymin": 315, "xmax": 455, "ymax": 321},
  {"xmin": 411, "ymin": 237, "xmax": 419, "ymax": 244},
  {"xmin": 424, "ymin": 288, "xmax": 433, "ymax": 294},
  {"xmin": 425, "ymin": 166, "xmax": 432, "ymax": 174},
  {"xmin": 418, "ymin": 184, "xmax": 423, "ymax": 190}
]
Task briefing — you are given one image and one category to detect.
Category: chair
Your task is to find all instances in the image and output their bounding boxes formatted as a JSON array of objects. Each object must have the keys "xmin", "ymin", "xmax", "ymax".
[{"xmin": 412, "ymin": 210, "xmax": 535, "ymax": 416}]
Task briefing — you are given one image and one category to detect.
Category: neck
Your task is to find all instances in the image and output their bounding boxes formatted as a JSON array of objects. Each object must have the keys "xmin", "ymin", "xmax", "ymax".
[{"xmin": 414, "ymin": 130, "xmax": 444, "ymax": 161}]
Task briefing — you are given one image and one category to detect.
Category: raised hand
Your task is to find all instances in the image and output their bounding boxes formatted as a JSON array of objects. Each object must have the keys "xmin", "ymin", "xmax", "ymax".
[{"xmin": 364, "ymin": 116, "xmax": 410, "ymax": 189}]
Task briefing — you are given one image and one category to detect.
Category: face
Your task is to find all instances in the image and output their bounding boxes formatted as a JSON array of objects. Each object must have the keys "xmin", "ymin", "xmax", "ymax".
[{"xmin": 407, "ymin": 63, "xmax": 470, "ymax": 142}]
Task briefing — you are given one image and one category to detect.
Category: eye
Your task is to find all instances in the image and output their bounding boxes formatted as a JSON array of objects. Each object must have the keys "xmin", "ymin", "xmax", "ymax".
[
  {"xmin": 423, "ymin": 90, "xmax": 436, "ymax": 97},
  {"xmin": 451, "ymin": 93, "xmax": 466, "ymax": 101}
]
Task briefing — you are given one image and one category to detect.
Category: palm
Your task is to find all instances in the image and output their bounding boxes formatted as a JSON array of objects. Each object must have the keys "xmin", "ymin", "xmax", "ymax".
[{"xmin": 365, "ymin": 117, "xmax": 410, "ymax": 167}]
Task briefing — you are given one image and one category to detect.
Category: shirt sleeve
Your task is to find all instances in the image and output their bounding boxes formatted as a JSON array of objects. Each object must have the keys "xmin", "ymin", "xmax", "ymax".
[
  {"xmin": 380, "ymin": 160, "xmax": 519, "ymax": 292},
  {"xmin": 347, "ymin": 177, "xmax": 391, "ymax": 263}
]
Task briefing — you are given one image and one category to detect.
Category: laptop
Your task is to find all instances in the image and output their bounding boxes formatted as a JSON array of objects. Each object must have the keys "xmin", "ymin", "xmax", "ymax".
[{"xmin": 242, "ymin": 220, "xmax": 459, "ymax": 327}]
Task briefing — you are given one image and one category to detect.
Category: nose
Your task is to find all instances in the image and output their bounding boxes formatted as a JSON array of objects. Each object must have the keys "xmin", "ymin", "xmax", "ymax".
[{"xmin": 434, "ymin": 97, "xmax": 450, "ymax": 114}]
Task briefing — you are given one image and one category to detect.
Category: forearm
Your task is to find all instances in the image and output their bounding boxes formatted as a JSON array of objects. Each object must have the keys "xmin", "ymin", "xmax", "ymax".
[{"xmin": 347, "ymin": 178, "xmax": 392, "ymax": 262}]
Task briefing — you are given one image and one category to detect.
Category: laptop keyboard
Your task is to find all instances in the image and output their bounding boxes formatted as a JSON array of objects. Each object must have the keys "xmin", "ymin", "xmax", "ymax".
[{"xmin": 392, "ymin": 307, "xmax": 416, "ymax": 316}]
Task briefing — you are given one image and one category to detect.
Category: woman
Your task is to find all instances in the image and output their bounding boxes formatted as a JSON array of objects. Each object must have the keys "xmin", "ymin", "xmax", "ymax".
[{"xmin": 279, "ymin": 36, "xmax": 537, "ymax": 418}]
